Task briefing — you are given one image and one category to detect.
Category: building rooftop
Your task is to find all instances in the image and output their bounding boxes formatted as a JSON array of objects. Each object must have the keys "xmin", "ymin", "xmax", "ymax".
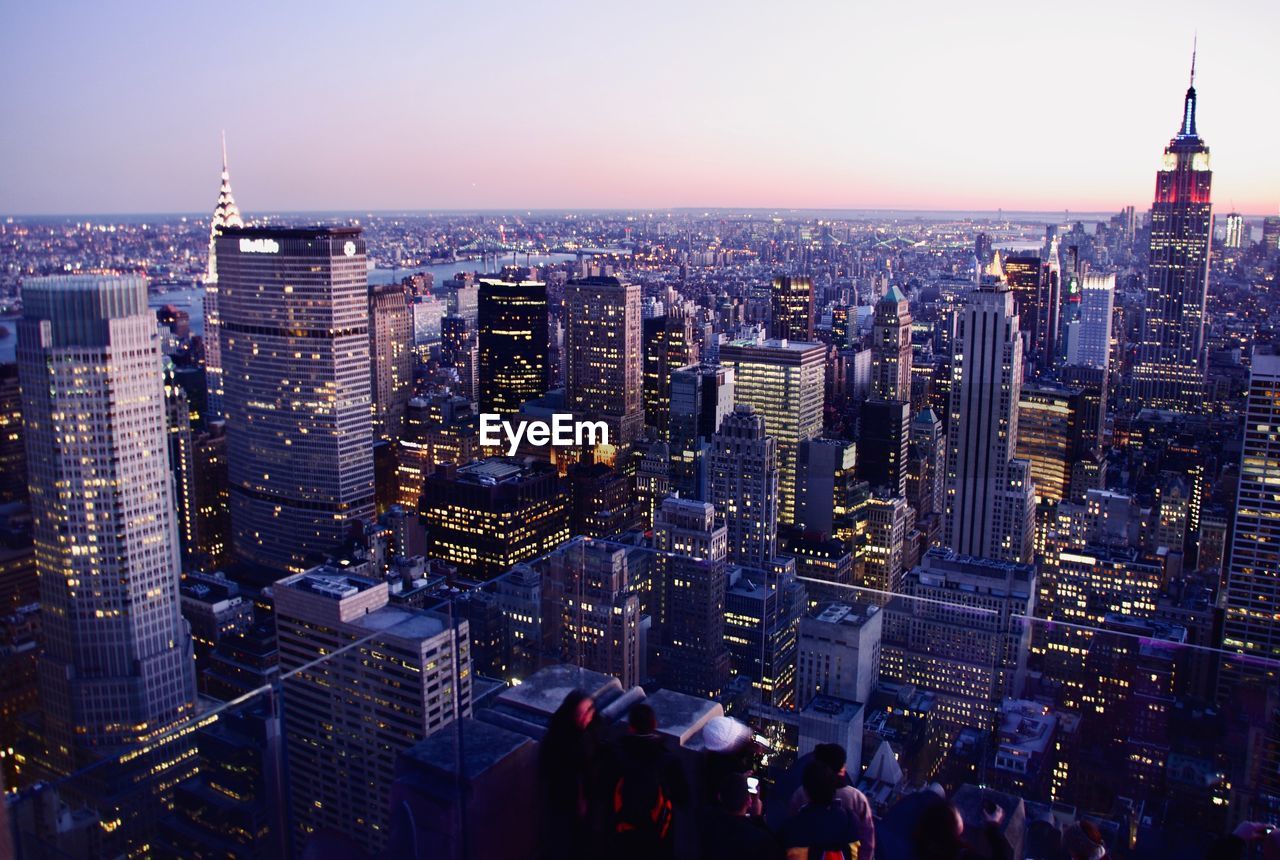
[
  {"xmin": 278, "ymin": 567, "xmax": 380, "ymax": 600},
  {"xmin": 801, "ymin": 694, "xmax": 863, "ymax": 724}
]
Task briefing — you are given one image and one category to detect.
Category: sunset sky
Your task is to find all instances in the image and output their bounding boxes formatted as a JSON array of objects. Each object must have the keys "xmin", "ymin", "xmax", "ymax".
[{"xmin": 2, "ymin": 0, "xmax": 1277, "ymax": 216}]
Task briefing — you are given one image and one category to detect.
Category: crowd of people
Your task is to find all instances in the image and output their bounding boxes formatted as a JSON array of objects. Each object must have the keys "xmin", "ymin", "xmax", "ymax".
[{"xmin": 535, "ymin": 690, "xmax": 1277, "ymax": 860}]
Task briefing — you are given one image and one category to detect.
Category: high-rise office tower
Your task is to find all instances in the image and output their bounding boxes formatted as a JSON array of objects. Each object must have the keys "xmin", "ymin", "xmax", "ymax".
[
  {"xmin": 669, "ymin": 363, "xmax": 736, "ymax": 500},
  {"xmin": 564, "ymin": 276, "xmax": 644, "ymax": 445},
  {"xmin": 857, "ymin": 398, "xmax": 910, "ymax": 498},
  {"xmin": 218, "ymin": 226, "xmax": 376, "ymax": 574},
  {"xmin": 974, "ymin": 232, "xmax": 993, "ymax": 265},
  {"xmin": 203, "ymin": 133, "xmax": 244, "ymax": 420},
  {"xmin": 478, "ymin": 278, "xmax": 549, "ymax": 420},
  {"xmin": 881, "ymin": 548, "xmax": 1036, "ymax": 732},
  {"xmin": 1222, "ymin": 212, "xmax": 1245, "ymax": 249},
  {"xmin": 944, "ymin": 276, "xmax": 1036, "ymax": 563},
  {"xmin": 420, "ymin": 459, "xmax": 569, "ymax": 580},
  {"xmin": 653, "ymin": 497, "xmax": 730, "ymax": 698},
  {"xmin": 369, "ymin": 282, "xmax": 414, "ymax": 441},
  {"xmin": 642, "ymin": 304, "xmax": 697, "ymax": 440},
  {"xmin": 724, "ymin": 560, "xmax": 804, "ymax": 708},
  {"xmin": 545, "ymin": 540, "xmax": 641, "ymax": 689},
  {"xmin": 1003, "ymin": 254, "xmax": 1042, "ymax": 361},
  {"xmin": 0, "ymin": 364, "xmax": 26, "ymax": 504},
  {"xmin": 1037, "ymin": 238, "xmax": 1063, "ymax": 371},
  {"xmin": 1219, "ymin": 347, "xmax": 1280, "ymax": 697},
  {"xmin": 871, "ymin": 285, "xmax": 913, "ymax": 401},
  {"xmin": 709, "ymin": 404, "xmax": 779, "ymax": 567},
  {"xmin": 1059, "ymin": 364, "xmax": 1107, "ymax": 455},
  {"xmin": 1132, "ymin": 59, "xmax": 1214, "ymax": 411},
  {"xmin": 908, "ymin": 408, "xmax": 945, "ymax": 519},
  {"xmin": 719, "ymin": 338, "xmax": 825, "ymax": 525},
  {"xmin": 770, "ymin": 275, "xmax": 815, "ymax": 341},
  {"xmin": 15, "ymin": 276, "xmax": 198, "ymax": 855},
  {"xmin": 1016, "ymin": 382, "xmax": 1085, "ymax": 505},
  {"xmin": 863, "ymin": 495, "xmax": 912, "ymax": 595},
  {"xmin": 274, "ymin": 567, "xmax": 471, "ymax": 854},
  {"xmin": 165, "ymin": 368, "xmax": 200, "ymax": 564},
  {"xmin": 795, "ymin": 438, "xmax": 860, "ymax": 538},
  {"xmin": 1263, "ymin": 214, "xmax": 1280, "ymax": 255},
  {"xmin": 1067, "ymin": 273, "xmax": 1115, "ymax": 370}
]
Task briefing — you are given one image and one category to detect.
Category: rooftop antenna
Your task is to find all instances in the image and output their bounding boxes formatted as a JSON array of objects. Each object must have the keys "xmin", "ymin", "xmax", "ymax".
[
  {"xmin": 1189, "ymin": 32, "xmax": 1197, "ymax": 88},
  {"xmin": 221, "ymin": 129, "xmax": 229, "ymax": 172}
]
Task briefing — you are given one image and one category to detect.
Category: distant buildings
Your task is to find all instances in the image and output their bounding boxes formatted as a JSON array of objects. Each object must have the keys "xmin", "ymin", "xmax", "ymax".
[{"xmin": 871, "ymin": 285, "xmax": 913, "ymax": 402}]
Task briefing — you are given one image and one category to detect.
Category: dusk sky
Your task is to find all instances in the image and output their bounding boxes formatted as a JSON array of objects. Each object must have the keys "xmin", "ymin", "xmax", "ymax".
[{"xmin": 2, "ymin": 0, "xmax": 1277, "ymax": 216}]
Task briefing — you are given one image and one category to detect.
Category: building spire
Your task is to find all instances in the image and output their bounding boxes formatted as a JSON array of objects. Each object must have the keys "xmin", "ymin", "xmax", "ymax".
[
  {"xmin": 207, "ymin": 132, "xmax": 244, "ymax": 282},
  {"xmin": 1180, "ymin": 38, "xmax": 1198, "ymax": 138}
]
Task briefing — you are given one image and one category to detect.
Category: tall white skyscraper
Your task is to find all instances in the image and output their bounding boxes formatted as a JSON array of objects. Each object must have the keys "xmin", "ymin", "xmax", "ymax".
[
  {"xmin": 203, "ymin": 132, "xmax": 244, "ymax": 420},
  {"xmin": 1067, "ymin": 273, "xmax": 1115, "ymax": 370},
  {"xmin": 944, "ymin": 279, "xmax": 1036, "ymax": 564},
  {"xmin": 16, "ymin": 276, "xmax": 198, "ymax": 855},
  {"xmin": 218, "ymin": 226, "xmax": 375, "ymax": 574},
  {"xmin": 709, "ymin": 404, "xmax": 779, "ymax": 567}
]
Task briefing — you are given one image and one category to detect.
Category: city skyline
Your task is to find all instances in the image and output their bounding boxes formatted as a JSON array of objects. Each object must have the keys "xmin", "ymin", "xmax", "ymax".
[{"xmin": 2, "ymin": 1, "xmax": 1278, "ymax": 216}]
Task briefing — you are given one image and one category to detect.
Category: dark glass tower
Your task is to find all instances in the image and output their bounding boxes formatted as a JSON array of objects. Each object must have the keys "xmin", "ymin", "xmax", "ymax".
[
  {"xmin": 1132, "ymin": 56, "xmax": 1213, "ymax": 411},
  {"xmin": 478, "ymin": 278, "xmax": 549, "ymax": 419}
]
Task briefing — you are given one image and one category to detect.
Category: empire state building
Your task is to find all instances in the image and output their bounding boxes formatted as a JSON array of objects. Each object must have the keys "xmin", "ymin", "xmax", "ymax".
[{"xmin": 1132, "ymin": 55, "xmax": 1213, "ymax": 411}]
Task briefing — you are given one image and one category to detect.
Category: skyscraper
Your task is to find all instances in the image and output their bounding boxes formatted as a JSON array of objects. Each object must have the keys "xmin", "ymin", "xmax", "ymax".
[
  {"xmin": 709, "ymin": 404, "xmax": 779, "ymax": 567},
  {"xmin": 871, "ymin": 284, "xmax": 913, "ymax": 402},
  {"xmin": 653, "ymin": 497, "xmax": 730, "ymax": 698},
  {"xmin": 218, "ymin": 226, "xmax": 376, "ymax": 574},
  {"xmin": 1067, "ymin": 273, "xmax": 1115, "ymax": 370},
  {"xmin": 564, "ymin": 276, "xmax": 644, "ymax": 445},
  {"xmin": 369, "ymin": 282, "xmax": 414, "ymax": 441},
  {"xmin": 944, "ymin": 276, "xmax": 1036, "ymax": 563},
  {"xmin": 1016, "ymin": 382, "xmax": 1085, "ymax": 505},
  {"xmin": 1003, "ymin": 254, "xmax": 1042, "ymax": 362},
  {"xmin": 669, "ymin": 363, "xmax": 735, "ymax": 500},
  {"xmin": 1219, "ymin": 347, "xmax": 1280, "ymax": 697},
  {"xmin": 478, "ymin": 278, "xmax": 549, "ymax": 420},
  {"xmin": 1222, "ymin": 212, "xmax": 1245, "ymax": 249},
  {"xmin": 203, "ymin": 132, "xmax": 244, "ymax": 420},
  {"xmin": 420, "ymin": 459, "xmax": 569, "ymax": 580},
  {"xmin": 16, "ymin": 276, "xmax": 198, "ymax": 854},
  {"xmin": 1132, "ymin": 58, "xmax": 1214, "ymax": 411},
  {"xmin": 545, "ymin": 540, "xmax": 641, "ymax": 688},
  {"xmin": 274, "ymin": 567, "xmax": 471, "ymax": 854},
  {"xmin": 769, "ymin": 275, "xmax": 815, "ymax": 341},
  {"xmin": 719, "ymin": 338, "xmax": 825, "ymax": 525},
  {"xmin": 1037, "ymin": 238, "xmax": 1063, "ymax": 371}
]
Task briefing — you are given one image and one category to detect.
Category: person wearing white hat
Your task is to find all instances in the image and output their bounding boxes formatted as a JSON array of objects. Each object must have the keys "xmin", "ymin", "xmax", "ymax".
[{"xmin": 699, "ymin": 717, "xmax": 760, "ymax": 814}]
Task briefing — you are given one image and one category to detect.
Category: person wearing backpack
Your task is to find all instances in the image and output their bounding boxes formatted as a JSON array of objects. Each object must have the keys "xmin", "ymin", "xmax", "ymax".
[
  {"xmin": 603, "ymin": 703, "xmax": 692, "ymax": 860},
  {"xmin": 779, "ymin": 761, "xmax": 864, "ymax": 860},
  {"xmin": 786, "ymin": 745, "xmax": 875, "ymax": 860}
]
